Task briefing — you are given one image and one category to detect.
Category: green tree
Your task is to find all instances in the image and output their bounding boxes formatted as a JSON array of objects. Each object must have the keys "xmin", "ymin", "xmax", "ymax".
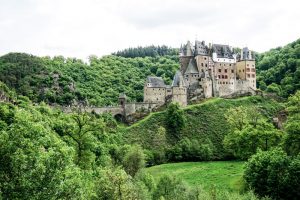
[
  {"xmin": 95, "ymin": 167, "xmax": 139, "ymax": 200},
  {"xmin": 153, "ymin": 175, "xmax": 192, "ymax": 200},
  {"xmin": 165, "ymin": 103, "xmax": 186, "ymax": 139},
  {"xmin": 54, "ymin": 110, "xmax": 105, "ymax": 169},
  {"xmin": 0, "ymin": 108, "xmax": 91, "ymax": 199},
  {"xmin": 244, "ymin": 148, "xmax": 300, "ymax": 199},
  {"xmin": 284, "ymin": 90, "xmax": 300, "ymax": 156},
  {"xmin": 122, "ymin": 145, "xmax": 145, "ymax": 177},
  {"xmin": 225, "ymin": 106, "xmax": 249, "ymax": 131}
]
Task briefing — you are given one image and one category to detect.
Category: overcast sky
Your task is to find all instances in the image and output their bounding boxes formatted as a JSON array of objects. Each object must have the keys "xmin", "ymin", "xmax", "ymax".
[{"xmin": 0, "ymin": 0, "xmax": 299, "ymax": 59}]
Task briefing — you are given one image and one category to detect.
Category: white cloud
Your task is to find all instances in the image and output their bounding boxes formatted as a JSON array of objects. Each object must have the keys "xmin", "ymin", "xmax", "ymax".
[{"xmin": 0, "ymin": 0, "xmax": 299, "ymax": 59}]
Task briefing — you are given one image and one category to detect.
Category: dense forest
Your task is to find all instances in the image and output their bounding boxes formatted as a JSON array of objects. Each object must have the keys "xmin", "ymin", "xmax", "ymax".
[
  {"xmin": 256, "ymin": 38, "xmax": 300, "ymax": 97},
  {"xmin": 0, "ymin": 53, "xmax": 179, "ymax": 106},
  {"xmin": 0, "ymin": 39, "xmax": 300, "ymax": 199}
]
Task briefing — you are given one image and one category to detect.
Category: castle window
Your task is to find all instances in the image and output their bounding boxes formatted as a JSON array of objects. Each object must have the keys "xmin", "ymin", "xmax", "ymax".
[
  {"xmin": 246, "ymin": 68, "xmax": 250, "ymax": 72},
  {"xmin": 225, "ymin": 69, "xmax": 228, "ymax": 73},
  {"xmin": 247, "ymin": 74, "xmax": 250, "ymax": 78},
  {"xmin": 204, "ymin": 57, "xmax": 207, "ymax": 60},
  {"xmin": 239, "ymin": 70, "xmax": 241, "ymax": 72},
  {"xmin": 252, "ymin": 74, "xmax": 255, "ymax": 78},
  {"xmin": 218, "ymin": 69, "xmax": 221, "ymax": 72},
  {"xmin": 222, "ymin": 75, "xmax": 224, "ymax": 79},
  {"xmin": 251, "ymin": 68, "xmax": 256, "ymax": 72},
  {"xmin": 247, "ymin": 64, "xmax": 249, "ymax": 66},
  {"xmin": 231, "ymin": 69, "xmax": 234, "ymax": 73},
  {"xmin": 220, "ymin": 63, "xmax": 221, "ymax": 66},
  {"xmin": 225, "ymin": 75, "xmax": 228, "ymax": 79},
  {"xmin": 252, "ymin": 64, "xmax": 254, "ymax": 67},
  {"xmin": 229, "ymin": 64, "xmax": 231, "ymax": 66},
  {"xmin": 218, "ymin": 75, "xmax": 220, "ymax": 79},
  {"xmin": 243, "ymin": 69, "xmax": 245, "ymax": 72}
]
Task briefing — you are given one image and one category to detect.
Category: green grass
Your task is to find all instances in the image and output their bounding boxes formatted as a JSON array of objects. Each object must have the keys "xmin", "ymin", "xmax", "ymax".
[{"xmin": 144, "ymin": 161, "xmax": 245, "ymax": 192}]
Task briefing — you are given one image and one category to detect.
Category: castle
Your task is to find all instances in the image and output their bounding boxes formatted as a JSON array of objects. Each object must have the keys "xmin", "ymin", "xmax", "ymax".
[{"xmin": 144, "ymin": 40, "xmax": 257, "ymax": 106}]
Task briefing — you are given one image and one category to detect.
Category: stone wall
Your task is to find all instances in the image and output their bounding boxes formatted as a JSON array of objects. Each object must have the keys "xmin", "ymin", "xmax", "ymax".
[
  {"xmin": 144, "ymin": 86, "xmax": 166, "ymax": 104},
  {"xmin": 172, "ymin": 87, "xmax": 187, "ymax": 106},
  {"xmin": 200, "ymin": 78, "xmax": 213, "ymax": 98}
]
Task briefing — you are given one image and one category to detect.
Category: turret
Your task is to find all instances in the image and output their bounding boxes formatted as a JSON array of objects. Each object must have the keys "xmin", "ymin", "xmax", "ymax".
[{"xmin": 119, "ymin": 93, "xmax": 127, "ymax": 108}]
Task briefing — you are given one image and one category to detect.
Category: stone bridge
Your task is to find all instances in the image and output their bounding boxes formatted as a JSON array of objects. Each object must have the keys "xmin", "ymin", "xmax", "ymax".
[{"xmin": 58, "ymin": 102, "xmax": 160, "ymax": 121}]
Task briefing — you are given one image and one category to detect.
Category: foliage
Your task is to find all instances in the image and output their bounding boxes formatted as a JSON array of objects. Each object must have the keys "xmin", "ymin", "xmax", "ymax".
[
  {"xmin": 244, "ymin": 148, "xmax": 300, "ymax": 199},
  {"xmin": 167, "ymin": 137, "xmax": 214, "ymax": 162},
  {"xmin": 165, "ymin": 102, "xmax": 186, "ymax": 139},
  {"xmin": 112, "ymin": 45, "xmax": 179, "ymax": 58},
  {"xmin": 126, "ymin": 96, "xmax": 283, "ymax": 161},
  {"xmin": 0, "ymin": 53, "xmax": 179, "ymax": 106},
  {"xmin": 284, "ymin": 90, "xmax": 300, "ymax": 156},
  {"xmin": 122, "ymin": 145, "xmax": 145, "ymax": 177},
  {"xmin": 256, "ymin": 38, "xmax": 300, "ymax": 97},
  {"xmin": 94, "ymin": 167, "xmax": 141, "ymax": 200},
  {"xmin": 224, "ymin": 106, "xmax": 284, "ymax": 160},
  {"xmin": 0, "ymin": 104, "xmax": 93, "ymax": 199}
]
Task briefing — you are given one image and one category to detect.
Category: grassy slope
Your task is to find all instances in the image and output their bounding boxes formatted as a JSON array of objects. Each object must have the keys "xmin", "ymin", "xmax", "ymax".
[
  {"xmin": 124, "ymin": 96, "xmax": 284, "ymax": 159},
  {"xmin": 144, "ymin": 161, "xmax": 245, "ymax": 192}
]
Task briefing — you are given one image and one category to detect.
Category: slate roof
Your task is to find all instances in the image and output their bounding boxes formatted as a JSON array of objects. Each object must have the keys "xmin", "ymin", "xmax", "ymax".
[
  {"xmin": 146, "ymin": 76, "xmax": 166, "ymax": 88},
  {"xmin": 184, "ymin": 59, "xmax": 199, "ymax": 74},
  {"xmin": 212, "ymin": 44, "xmax": 234, "ymax": 59},
  {"xmin": 172, "ymin": 71, "xmax": 187, "ymax": 87},
  {"xmin": 180, "ymin": 41, "xmax": 194, "ymax": 56}
]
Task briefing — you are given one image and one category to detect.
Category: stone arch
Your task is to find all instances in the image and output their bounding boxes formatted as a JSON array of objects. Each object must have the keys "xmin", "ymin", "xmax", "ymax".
[{"xmin": 114, "ymin": 113, "xmax": 125, "ymax": 122}]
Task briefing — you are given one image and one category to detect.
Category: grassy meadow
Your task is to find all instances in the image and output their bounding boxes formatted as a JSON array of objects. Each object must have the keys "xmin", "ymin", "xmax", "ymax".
[{"xmin": 144, "ymin": 161, "xmax": 245, "ymax": 192}]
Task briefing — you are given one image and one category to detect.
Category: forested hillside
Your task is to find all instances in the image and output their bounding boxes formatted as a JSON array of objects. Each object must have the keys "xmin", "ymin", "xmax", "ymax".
[
  {"xmin": 256, "ymin": 38, "xmax": 300, "ymax": 97},
  {"xmin": 0, "ymin": 53, "xmax": 178, "ymax": 106}
]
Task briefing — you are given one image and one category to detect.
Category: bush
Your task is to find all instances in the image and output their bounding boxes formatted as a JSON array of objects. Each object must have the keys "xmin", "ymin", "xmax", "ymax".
[
  {"xmin": 122, "ymin": 145, "xmax": 145, "ymax": 177},
  {"xmin": 244, "ymin": 148, "xmax": 300, "ymax": 199}
]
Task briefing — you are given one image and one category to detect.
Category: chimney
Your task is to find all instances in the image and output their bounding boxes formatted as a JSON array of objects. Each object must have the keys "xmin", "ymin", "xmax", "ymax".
[
  {"xmin": 249, "ymin": 50, "xmax": 252, "ymax": 60},
  {"xmin": 241, "ymin": 49, "xmax": 243, "ymax": 60}
]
